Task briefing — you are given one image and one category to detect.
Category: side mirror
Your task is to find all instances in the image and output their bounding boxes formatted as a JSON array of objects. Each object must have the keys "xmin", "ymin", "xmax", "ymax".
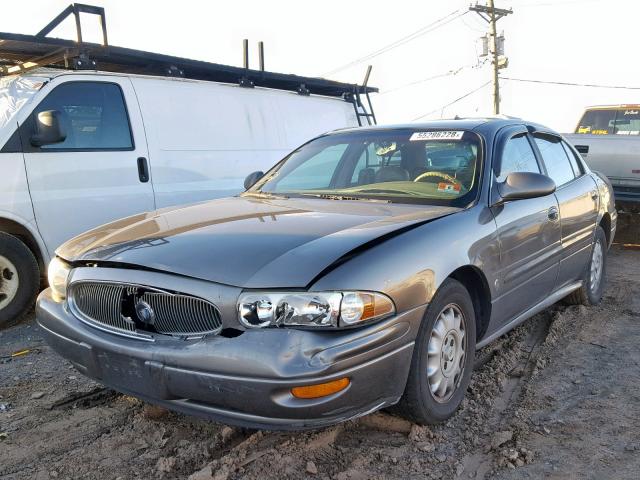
[
  {"xmin": 244, "ymin": 171, "xmax": 264, "ymax": 190},
  {"xmin": 497, "ymin": 172, "xmax": 556, "ymax": 203},
  {"xmin": 30, "ymin": 110, "xmax": 66, "ymax": 147}
]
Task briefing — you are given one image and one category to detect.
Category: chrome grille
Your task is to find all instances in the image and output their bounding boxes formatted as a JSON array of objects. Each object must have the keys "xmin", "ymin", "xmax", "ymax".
[
  {"xmin": 139, "ymin": 291, "xmax": 222, "ymax": 336},
  {"xmin": 69, "ymin": 281, "xmax": 222, "ymax": 338}
]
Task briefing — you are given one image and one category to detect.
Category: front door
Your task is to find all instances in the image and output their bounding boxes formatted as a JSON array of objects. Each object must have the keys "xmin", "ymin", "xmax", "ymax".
[
  {"xmin": 490, "ymin": 129, "xmax": 562, "ymax": 326},
  {"xmin": 533, "ymin": 134, "xmax": 599, "ymax": 287},
  {"xmin": 21, "ymin": 76, "xmax": 155, "ymax": 253}
]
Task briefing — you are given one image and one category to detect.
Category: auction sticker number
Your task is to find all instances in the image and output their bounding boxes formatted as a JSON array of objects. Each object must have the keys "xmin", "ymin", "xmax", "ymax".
[{"xmin": 410, "ymin": 131, "xmax": 465, "ymax": 141}]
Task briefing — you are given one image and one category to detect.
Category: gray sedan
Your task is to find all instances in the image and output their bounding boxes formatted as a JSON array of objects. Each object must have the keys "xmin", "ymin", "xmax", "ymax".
[{"xmin": 37, "ymin": 118, "xmax": 616, "ymax": 429}]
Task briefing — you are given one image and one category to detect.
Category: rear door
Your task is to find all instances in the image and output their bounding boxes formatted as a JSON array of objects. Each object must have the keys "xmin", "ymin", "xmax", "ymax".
[
  {"xmin": 532, "ymin": 133, "xmax": 598, "ymax": 288},
  {"xmin": 490, "ymin": 127, "xmax": 562, "ymax": 326},
  {"xmin": 20, "ymin": 76, "xmax": 155, "ymax": 252}
]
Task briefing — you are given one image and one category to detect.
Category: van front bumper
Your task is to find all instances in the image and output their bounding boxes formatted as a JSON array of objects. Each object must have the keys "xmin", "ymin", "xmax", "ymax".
[{"xmin": 36, "ymin": 289, "xmax": 424, "ymax": 430}]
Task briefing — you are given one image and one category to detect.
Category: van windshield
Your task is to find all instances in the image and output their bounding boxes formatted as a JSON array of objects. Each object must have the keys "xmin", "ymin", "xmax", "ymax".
[
  {"xmin": 0, "ymin": 74, "xmax": 47, "ymax": 130},
  {"xmin": 576, "ymin": 108, "xmax": 640, "ymax": 135},
  {"xmin": 248, "ymin": 129, "xmax": 482, "ymax": 207}
]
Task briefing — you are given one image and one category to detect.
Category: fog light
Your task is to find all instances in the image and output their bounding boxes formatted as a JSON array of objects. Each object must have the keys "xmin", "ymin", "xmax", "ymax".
[{"xmin": 291, "ymin": 377, "xmax": 350, "ymax": 399}]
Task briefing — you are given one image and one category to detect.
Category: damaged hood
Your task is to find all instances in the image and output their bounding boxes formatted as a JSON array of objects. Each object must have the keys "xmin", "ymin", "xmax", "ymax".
[{"xmin": 58, "ymin": 196, "xmax": 459, "ymax": 288}]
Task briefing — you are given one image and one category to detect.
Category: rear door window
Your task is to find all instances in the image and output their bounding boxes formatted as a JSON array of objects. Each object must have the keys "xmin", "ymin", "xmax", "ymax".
[
  {"xmin": 496, "ymin": 134, "xmax": 540, "ymax": 182},
  {"xmin": 33, "ymin": 82, "xmax": 133, "ymax": 151},
  {"xmin": 534, "ymin": 136, "xmax": 576, "ymax": 187},
  {"xmin": 561, "ymin": 141, "xmax": 584, "ymax": 177}
]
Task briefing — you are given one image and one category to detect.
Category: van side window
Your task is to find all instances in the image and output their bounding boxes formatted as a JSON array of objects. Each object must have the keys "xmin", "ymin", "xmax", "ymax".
[
  {"xmin": 534, "ymin": 136, "xmax": 576, "ymax": 187},
  {"xmin": 497, "ymin": 134, "xmax": 540, "ymax": 182},
  {"xmin": 34, "ymin": 82, "xmax": 133, "ymax": 151}
]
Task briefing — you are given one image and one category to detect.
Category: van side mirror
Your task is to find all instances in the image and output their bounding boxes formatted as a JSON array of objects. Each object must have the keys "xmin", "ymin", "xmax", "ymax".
[
  {"xmin": 496, "ymin": 172, "xmax": 556, "ymax": 203},
  {"xmin": 244, "ymin": 171, "xmax": 264, "ymax": 190},
  {"xmin": 30, "ymin": 110, "xmax": 66, "ymax": 147}
]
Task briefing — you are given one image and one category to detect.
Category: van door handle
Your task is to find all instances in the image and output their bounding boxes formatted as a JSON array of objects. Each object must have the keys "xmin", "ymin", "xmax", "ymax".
[
  {"xmin": 547, "ymin": 206, "xmax": 559, "ymax": 222},
  {"xmin": 137, "ymin": 157, "xmax": 150, "ymax": 183}
]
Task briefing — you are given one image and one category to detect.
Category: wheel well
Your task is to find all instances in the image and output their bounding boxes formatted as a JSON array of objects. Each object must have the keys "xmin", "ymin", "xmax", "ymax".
[
  {"xmin": 449, "ymin": 266, "xmax": 492, "ymax": 340},
  {"xmin": 599, "ymin": 213, "xmax": 611, "ymax": 246},
  {"xmin": 0, "ymin": 218, "xmax": 45, "ymax": 274}
]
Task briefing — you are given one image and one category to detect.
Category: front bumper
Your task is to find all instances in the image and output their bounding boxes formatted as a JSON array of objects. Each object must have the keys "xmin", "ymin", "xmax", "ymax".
[{"xmin": 37, "ymin": 289, "xmax": 425, "ymax": 430}]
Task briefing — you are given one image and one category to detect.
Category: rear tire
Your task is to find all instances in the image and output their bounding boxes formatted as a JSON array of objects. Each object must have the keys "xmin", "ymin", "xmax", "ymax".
[
  {"xmin": 396, "ymin": 278, "xmax": 476, "ymax": 424},
  {"xmin": 565, "ymin": 226, "xmax": 607, "ymax": 306},
  {"xmin": 0, "ymin": 233, "xmax": 40, "ymax": 329}
]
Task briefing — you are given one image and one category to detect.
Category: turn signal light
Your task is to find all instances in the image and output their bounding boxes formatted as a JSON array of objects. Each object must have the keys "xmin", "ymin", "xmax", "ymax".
[{"xmin": 291, "ymin": 377, "xmax": 350, "ymax": 399}]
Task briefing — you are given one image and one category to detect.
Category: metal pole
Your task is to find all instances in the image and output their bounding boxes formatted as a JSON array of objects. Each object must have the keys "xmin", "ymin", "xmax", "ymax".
[
  {"xmin": 258, "ymin": 41, "xmax": 264, "ymax": 71},
  {"xmin": 73, "ymin": 5, "xmax": 83, "ymax": 44},
  {"xmin": 243, "ymin": 39, "xmax": 249, "ymax": 69},
  {"xmin": 488, "ymin": 0, "xmax": 500, "ymax": 114}
]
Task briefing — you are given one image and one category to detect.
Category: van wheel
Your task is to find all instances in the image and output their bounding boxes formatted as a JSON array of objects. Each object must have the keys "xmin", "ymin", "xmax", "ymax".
[
  {"xmin": 564, "ymin": 226, "xmax": 607, "ymax": 306},
  {"xmin": 0, "ymin": 233, "xmax": 40, "ymax": 329},
  {"xmin": 396, "ymin": 279, "xmax": 476, "ymax": 424}
]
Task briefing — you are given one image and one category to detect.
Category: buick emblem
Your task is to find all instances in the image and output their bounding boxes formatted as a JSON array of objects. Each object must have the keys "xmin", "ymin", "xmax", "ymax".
[{"xmin": 135, "ymin": 300, "xmax": 156, "ymax": 325}]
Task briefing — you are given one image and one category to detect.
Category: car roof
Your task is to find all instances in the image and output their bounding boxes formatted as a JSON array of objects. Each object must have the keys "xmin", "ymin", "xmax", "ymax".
[{"xmin": 329, "ymin": 117, "xmax": 555, "ymax": 137}]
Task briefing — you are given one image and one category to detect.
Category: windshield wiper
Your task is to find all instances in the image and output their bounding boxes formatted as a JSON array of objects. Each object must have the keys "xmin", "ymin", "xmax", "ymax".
[
  {"xmin": 351, "ymin": 188, "xmax": 420, "ymax": 196},
  {"xmin": 241, "ymin": 191, "xmax": 289, "ymax": 200},
  {"xmin": 300, "ymin": 193, "xmax": 391, "ymax": 203}
]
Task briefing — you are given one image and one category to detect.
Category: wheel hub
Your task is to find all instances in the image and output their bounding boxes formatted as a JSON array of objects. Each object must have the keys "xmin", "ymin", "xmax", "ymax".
[
  {"xmin": 427, "ymin": 304, "xmax": 467, "ymax": 403},
  {"xmin": 0, "ymin": 255, "xmax": 19, "ymax": 310},
  {"xmin": 590, "ymin": 241, "xmax": 603, "ymax": 293}
]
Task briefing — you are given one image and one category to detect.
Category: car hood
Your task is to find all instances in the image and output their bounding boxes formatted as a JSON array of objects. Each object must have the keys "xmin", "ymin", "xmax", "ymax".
[{"xmin": 58, "ymin": 195, "xmax": 459, "ymax": 288}]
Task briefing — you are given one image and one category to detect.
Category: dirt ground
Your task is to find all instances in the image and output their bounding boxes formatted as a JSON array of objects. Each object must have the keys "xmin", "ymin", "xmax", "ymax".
[{"xmin": 1, "ymin": 214, "xmax": 638, "ymax": 480}]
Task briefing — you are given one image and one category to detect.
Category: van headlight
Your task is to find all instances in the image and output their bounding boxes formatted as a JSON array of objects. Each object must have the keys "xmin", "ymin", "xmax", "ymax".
[
  {"xmin": 48, "ymin": 257, "xmax": 71, "ymax": 301},
  {"xmin": 238, "ymin": 291, "xmax": 395, "ymax": 329}
]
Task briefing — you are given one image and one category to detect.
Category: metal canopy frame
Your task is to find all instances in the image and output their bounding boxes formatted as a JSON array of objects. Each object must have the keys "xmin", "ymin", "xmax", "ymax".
[{"xmin": 0, "ymin": 3, "xmax": 377, "ymax": 103}]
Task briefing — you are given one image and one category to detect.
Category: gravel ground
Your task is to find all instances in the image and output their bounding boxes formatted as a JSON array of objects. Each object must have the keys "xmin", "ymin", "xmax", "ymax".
[{"xmin": 0, "ymin": 214, "xmax": 638, "ymax": 480}]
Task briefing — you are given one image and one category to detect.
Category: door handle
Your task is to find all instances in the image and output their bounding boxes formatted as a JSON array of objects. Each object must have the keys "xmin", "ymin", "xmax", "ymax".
[
  {"xmin": 547, "ymin": 206, "xmax": 559, "ymax": 222},
  {"xmin": 137, "ymin": 157, "xmax": 150, "ymax": 183}
]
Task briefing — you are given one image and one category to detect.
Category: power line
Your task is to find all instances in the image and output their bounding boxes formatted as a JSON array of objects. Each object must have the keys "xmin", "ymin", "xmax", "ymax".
[
  {"xmin": 508, "ymin": 0, "xmax": 602, "ymax": 7},
  {"xmin": 500, "ymin": 76, "xmax": 640, "ymax": 90},
  {"xmin": 323, "ymin": 9, "xmax": 467, "ymax": 76},
  {"xmin": 412, "ymin": 80, "xmax": 492, "ymax": 121},
  {"xmin": 380, "ymin": 60, "xmax": 488, "ymax": 96}
]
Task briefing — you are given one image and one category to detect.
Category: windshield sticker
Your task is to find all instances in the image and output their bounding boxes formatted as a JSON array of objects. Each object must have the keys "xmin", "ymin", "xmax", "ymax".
[
  {"xmin": 410, "ymin": 131, "xmax": 464, "ymax": 141},
  {"xmin": 437, "ymin": 182, "xmax": 461, "ymax": 194},
  {"xmin": 616, "ymin": 130, "xmax": 640, "ymax": 135},
  {"xmin": 624, "ymin": 110, "xmax": 639, "ymax": 115}
]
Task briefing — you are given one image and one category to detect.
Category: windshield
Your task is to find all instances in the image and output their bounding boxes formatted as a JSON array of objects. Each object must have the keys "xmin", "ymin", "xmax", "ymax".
[
  {"xmin": 248, "ymin": 129, "xmax": 482, "ymax": 207},
  {"xmin": 0, "ymin": 74, "xmax": 47, "ymax": 130},
  {"xmin": 576, "ymin": 108, "xmax": 640, "ymax": 135}
]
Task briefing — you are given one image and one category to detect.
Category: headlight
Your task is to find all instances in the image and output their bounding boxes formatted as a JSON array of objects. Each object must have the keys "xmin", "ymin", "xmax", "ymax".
[
  {"xmin": 48, "ymin": 257, "xmax": 71, "ymax": 301},
  {"xmin": 238, "ymin": 291, "xmax": 395, "ymax": 329}
]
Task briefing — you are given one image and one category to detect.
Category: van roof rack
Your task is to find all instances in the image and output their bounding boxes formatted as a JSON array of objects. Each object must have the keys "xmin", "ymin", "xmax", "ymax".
[{"xmin": 0, "ymin": 3, "xmax": 378, "ymax": 102}]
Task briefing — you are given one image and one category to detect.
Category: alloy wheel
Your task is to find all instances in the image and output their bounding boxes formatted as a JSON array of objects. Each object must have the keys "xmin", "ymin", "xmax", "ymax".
[
  {"xmin": 0, "ymin": 255, "xmax": 19, "ymax": 310},
  {"xmin": 427, "ymin": 303, "xmax": 467, "ymax": 403},
  {"xmin": 590, "ymin": 241, "xmax": 603, "ymax": 293}
]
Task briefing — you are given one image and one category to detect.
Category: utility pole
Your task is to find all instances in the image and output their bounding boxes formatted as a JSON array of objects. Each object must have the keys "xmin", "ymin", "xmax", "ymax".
[{"xmin": 470, "ymin": 1, "xmax": 512, "ymax": 114}]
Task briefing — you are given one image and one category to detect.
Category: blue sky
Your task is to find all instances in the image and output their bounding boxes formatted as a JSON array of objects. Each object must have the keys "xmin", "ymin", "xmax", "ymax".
[{"xmin": 3, "ymin": 0, "xmax": 639, "ymax": 131}]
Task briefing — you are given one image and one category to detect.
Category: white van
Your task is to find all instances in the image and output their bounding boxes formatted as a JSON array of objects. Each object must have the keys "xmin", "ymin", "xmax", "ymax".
[{"xmin": 0, "ymin": 65, "xmax": 375, "ymax": 327}]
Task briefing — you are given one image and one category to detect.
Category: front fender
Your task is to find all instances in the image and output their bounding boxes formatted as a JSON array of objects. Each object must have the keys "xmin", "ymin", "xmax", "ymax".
[{"xmin": 310, "ymin": 206, "xmax": 499, "ymax": 313}]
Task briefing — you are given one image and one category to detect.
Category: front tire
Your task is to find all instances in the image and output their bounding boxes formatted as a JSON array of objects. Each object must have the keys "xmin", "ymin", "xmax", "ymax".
[
  {"xmin": 0, "ymin": 233, "xmax": 40, "ymax": 329},
  {"xmin": 565, "ymin": 226, "xmax": 607, "ymax": 306},
  {"xmin": 396, "ymin": 279, "xmax": 476, "ymax": 424}
]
